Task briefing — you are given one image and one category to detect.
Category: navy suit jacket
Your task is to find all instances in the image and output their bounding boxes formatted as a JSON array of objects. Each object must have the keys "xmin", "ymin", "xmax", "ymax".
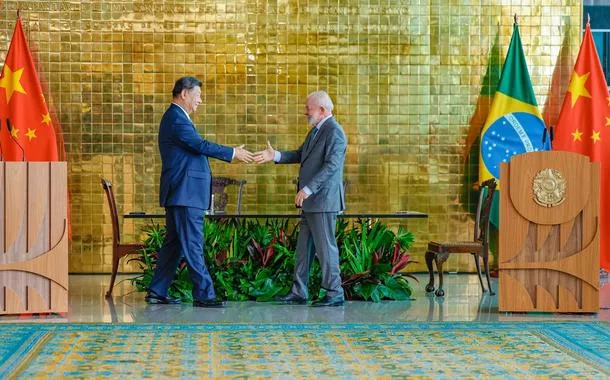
[{"xmin": 158, "ymin": 104, "xmax": 234, "ymax": 210}]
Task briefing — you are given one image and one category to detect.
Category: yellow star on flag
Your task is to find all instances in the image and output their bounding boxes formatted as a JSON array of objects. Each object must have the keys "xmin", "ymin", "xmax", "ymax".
[
  {"xmin": 41, "ymin": 113, "xmax": 52, "ymax": 126},
  {"xmin": 567, "ymin": 71, "xmax": 592, "ymax": 107},
  {"xmin": 0, "ymin": 65, "xmax": 27, "ymax": 103},
  {"xmin": 607, "ymin": 97, "xmax": 610, "ymax": 106},
  {"xmin": 25, "ymin": 128, "xmax": 37, "ymax": 141},
  {"xmin": 606, "ymin": 117, "xmax": 610, "ymax": 127},
  {"xmin": 591, "ymin": 130, "xmax": 601, "ymax": 143},
  {"xmin": 10, "ymin": 127, "xmax": 19, "ymax": 138},
  {"xmin": 572, "ymin": 129, "xmax": 583, "ymax": 141}
]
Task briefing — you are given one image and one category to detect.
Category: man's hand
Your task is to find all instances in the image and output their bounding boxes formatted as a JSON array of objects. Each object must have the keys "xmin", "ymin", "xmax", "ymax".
[
  {"xmin": 295, "ymin": 189, "xmax": 310, "ymax": 207},
  {"xmin": 253, "ymin": 141, "xmax": 275, "ymax": 164},
  {"xmin": 234, "ymin": 145, "xmax": 254, "ymax": 163}
]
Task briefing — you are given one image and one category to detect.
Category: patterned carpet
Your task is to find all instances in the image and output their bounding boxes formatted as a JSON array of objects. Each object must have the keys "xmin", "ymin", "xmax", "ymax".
[{"xmin": 0, "ymin": 322, "xmax": 608, "ymax": 378}]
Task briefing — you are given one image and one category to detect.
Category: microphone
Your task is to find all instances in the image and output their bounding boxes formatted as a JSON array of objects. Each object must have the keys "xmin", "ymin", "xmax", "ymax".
[{"xmin": 6, "ymin": 118, "xmax": 26, "ymax": 161}]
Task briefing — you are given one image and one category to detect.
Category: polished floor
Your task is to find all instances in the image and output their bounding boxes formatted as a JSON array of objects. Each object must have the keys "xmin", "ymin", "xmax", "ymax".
[{"xmin": 2, "ymin": 273, "xmax": 608, "ymax": 323}]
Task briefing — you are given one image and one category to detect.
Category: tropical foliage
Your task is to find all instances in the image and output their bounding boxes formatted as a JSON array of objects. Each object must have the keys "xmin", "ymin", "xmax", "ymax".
[
  {"xmin": 340, "ymin": 219, "xmax": 416, "ymax": 302},
  {"xmin": 129, "ymin": 218, "xmax": 415, "ymax": 302}
]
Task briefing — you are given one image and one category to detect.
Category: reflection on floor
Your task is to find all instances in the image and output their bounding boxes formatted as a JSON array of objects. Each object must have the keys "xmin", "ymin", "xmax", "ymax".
[{"xmin": 1, "ymin": 273, "xmax": 608, "ymax": 323}]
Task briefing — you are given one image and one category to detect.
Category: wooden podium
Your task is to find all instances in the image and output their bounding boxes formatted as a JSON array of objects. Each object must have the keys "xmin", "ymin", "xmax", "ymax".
[
  {"xmin": 0, "ymin": 162, "xmax": 68, "ymax": 315},
  {"xmin": 499, "ymin": 151, "xmax": 599, "ymax": 313}
]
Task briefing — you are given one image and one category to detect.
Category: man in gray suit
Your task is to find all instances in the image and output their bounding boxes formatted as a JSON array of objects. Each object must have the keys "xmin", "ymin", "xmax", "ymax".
[{"xmin": 254, "ymin": 91, "xmax": 347, "ymax": 306}]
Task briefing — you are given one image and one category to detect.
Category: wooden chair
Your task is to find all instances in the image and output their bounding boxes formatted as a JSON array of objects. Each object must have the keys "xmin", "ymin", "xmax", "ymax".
[
  {"xmin": 211, "ymin": 176, "xmax": 246, "ymax": 214},
  {"xmin": 101, "ymin": 178, "xmax": 145, "ymax": 297},
  {"xmin": 425, "ymin": 178, "xmax": 497, "ymax": 297}
]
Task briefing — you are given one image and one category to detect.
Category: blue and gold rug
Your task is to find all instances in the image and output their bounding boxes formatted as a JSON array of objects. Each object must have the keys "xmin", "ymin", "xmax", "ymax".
[{"xmin": 0, "ymin": 322, "xmax": 608, "ymax": 378}]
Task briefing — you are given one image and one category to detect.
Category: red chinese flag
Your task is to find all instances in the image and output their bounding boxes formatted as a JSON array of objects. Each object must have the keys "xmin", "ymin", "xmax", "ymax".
[
  {"xmin": 553, "ymin": 24, "xmax": 610, "ymax": 271},
  {"xmin": 0, "ymin": 18, "xmax": 58, "ymax": 161}
]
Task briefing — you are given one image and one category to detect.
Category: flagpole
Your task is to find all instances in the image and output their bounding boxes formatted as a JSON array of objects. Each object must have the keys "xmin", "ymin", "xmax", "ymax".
[{"xmin": 514, "ymin": 13, "xmax": 518, "ymax": 25}]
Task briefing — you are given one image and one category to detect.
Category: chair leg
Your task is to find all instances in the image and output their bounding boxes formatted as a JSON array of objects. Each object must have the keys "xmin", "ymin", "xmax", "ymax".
[
  {"xmin": 483, "ymin": 248, "xmax": 495, "ymax": 296},
  {"xmin": 473, "ymin": 253, "xmax": 486, "ymax": 293},
  {"xmin": 425, "ymin": 251, "xmax": 435, "ymax": 293},
  {"xmin": 434, "ymin": 255, "xmax": 446, "ymax": 297},
  {"xmin": 106, "ymin": 251, "xmax": 120, "ymax": 298}
]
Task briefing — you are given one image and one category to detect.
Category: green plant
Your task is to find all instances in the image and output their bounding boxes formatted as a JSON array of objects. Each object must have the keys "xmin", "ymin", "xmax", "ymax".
[
  {"xmin": 244, "ymin": 219, "xmax": 296, "ymax": 300},
  {"xmin": 128, "ymin": 223, "xmax": 162, "ymax": 293},
  {"xmin": 204, "ymin": 219, "xmax": 234, "ymax": 266},
  {"xmin": 129, "ymin": 217, "xmax": 417, "ymax": 303},
  {"xmin": 340, "ymin": 219, "xmax": 417, "ymax": 302}
]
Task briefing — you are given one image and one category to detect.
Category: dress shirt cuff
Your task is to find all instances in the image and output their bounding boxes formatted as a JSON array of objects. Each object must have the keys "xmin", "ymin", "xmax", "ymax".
[
  {"xmin": 302, "ymin": 186, "xmax": 312, "ymax": 196},
  {"xmin": 232, "ymin": 148, "xmax": 236, "ymax": 161},
  {"xmin": 273, "ymin": 151, "xmax": 281, "ymax": 162}
]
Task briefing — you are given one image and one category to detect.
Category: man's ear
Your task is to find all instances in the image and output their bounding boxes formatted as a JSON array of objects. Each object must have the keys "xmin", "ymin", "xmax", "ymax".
[{"xmin": 180, "ymin": 89, "xmax": 188, "ymax": 99}]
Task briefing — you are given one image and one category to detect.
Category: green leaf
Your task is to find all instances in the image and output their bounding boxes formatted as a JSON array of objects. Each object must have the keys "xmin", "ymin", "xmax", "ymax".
[
  {"xmin": 356, "ymin": 283, "xmax": 378, "ymax": 301},
  {"xmin": 371, "ymin": 263, "xmax": 391, "ymax": 275},
  {"xmin": 370, "ymin": 288, "xmax": 382, "ymax": 303},
  {"xmin": 131, "ymin": 216, "xmax": 417, "ymax": 303}
]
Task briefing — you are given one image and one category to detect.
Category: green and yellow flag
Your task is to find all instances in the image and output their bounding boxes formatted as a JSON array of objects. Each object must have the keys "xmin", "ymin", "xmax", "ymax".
[
  {"xmin": 464, "ymin": 28, "xmax": 501, "ymax": 160},
  {"xmin": 479, "ymin": 21, "xmax": 550, "ymax": 226}
]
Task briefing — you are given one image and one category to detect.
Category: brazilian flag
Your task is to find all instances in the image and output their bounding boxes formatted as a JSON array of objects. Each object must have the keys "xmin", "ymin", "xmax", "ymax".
[{"xmin": 479, "ymin": 22, "xmax": 551, "ymax": 226}]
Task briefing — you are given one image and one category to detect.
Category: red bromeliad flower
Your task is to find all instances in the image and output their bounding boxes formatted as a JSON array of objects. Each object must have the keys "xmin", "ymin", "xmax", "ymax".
[
  {"xmin": 278, "ymin": 230, "xmax": 287, "ymax": 246},
  {"xmin": 251, "ymin": 238, "xmax": 277, "ymax": 267},
  {"xmin": 263, "ymin": 240, "xmax": 276, "ymax": 267},
  {"xmin": 390, "ymin": 243, "xmax": 411, "ymax": 274},
  {"xmin": 373, "ymin": 252, "xmax": 380, "ymax": 266},
  {"xmin": 215, "ymin": 250, "xmax": 229, "ymax": 266}
]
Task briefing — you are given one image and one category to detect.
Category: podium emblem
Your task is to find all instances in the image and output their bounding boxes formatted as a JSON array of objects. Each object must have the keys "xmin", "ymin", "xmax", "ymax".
[{"xmin": 532, "ymin": 168, "xmax": 566, "ymax": 207}]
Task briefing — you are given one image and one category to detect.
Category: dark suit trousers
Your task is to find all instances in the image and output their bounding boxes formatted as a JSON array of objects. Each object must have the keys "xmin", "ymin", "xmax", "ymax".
[
  {"xmin": 149, "ymin": 206, "xmax": 216, "ymax": 300},
  {"xmin": 291, "ymin": 212, "xmax": 344, "ymax": 299}
]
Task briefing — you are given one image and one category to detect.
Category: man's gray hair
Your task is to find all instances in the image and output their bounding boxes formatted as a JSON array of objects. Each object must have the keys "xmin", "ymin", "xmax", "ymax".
[{"xmin": 307, "ymin": 90, "xmax": 334, "ymax": 112}]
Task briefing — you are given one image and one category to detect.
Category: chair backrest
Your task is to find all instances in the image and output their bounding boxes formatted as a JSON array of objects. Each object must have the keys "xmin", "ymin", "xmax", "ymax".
[
  {"xmin": 101, "ymin": 178, "xmax": 121, "ymax": 245},
  {"xmin": 474, "ymin": 178, "xmax": 497, "ymax": 244},
  {"xmin": 211, "ymin": 176, "xmax": 247, "ymax": 214}
]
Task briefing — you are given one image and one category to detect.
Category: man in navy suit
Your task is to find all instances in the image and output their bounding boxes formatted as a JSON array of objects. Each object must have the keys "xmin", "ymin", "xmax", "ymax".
[{"xmin": 146, "ymin": 76, "xmax": 253, "ymax": 308}]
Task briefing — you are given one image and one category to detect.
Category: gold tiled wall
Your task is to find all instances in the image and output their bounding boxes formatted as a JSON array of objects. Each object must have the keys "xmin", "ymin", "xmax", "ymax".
[{"xmin": 0, "ymin": 1, "xmax": 581, "ymax": 273}]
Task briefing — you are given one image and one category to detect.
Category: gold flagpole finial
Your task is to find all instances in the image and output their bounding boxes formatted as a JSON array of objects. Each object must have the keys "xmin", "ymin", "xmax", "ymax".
[
  {"xmin": 17, "ymin": 8, "xmax": 20, "ymax": 19},
  {"xmin": 514, "ymin": 13, "xmax": 518, "ymax": 25}
]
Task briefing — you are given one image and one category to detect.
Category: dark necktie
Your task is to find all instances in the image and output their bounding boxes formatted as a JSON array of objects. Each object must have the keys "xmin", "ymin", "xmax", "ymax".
[{"xmin": 306, "ymin": 127, "xmax": 318, "ymax": 150}]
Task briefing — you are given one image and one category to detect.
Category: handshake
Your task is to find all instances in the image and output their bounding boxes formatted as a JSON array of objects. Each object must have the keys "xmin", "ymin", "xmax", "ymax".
[
  {"xmin": 233, "ymin": 141, "xmax": 276, "ymax": 164},
  {"xmin": 234, "ymin": 141, "xmax": 310, "ymax": 207}
]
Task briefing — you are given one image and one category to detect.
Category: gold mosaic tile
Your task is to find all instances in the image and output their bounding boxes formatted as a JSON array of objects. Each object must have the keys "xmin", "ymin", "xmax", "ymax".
[{"xmin": 0, "ymin": 1, "xmax": 581, "ymax": 273}]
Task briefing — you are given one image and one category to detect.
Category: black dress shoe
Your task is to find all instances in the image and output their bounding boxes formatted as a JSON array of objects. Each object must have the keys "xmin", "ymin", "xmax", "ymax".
[
  {"xmin": 145, "ymin": 292, "xmax": 181, "ymax": 305},
  {"xmin": 311, "ymin": 295, "xmax": 344, "ymax": 307},
  {"xmin": 273, "ymin": 293, "xmax": 308, "ymax": 305},
  {"xmin": 193, "ymin": 298, "xmax": 225, "ymax": 308}
]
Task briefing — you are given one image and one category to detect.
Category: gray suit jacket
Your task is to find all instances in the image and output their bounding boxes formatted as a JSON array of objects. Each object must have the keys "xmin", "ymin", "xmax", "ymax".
[{"xmin": 278, "ymin": 116, "xmax": 347, "ymax": 213}]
